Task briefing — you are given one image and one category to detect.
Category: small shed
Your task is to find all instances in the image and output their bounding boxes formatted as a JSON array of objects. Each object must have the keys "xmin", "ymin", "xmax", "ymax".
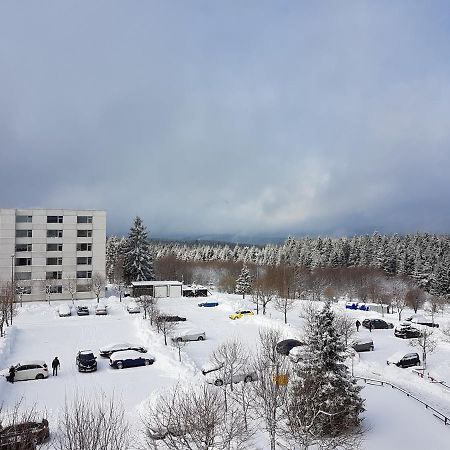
[
  {"xmin": 182, "ymin": 284, "xmax": 209, "ymax": 297},
  {"xmin": 131, "ymin": 281, "xmax": 182, "ymax": 298}
]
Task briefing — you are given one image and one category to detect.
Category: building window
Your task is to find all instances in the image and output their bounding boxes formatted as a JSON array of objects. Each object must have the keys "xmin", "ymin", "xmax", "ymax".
[
  {"xmin": 50, "ymin": 285, "xmax": 63, "ymax": 294},
  {"xmin": 15, "ymin": 272, "xmax": 32, "ymax": 281},
  {"xmin": 76, "ymin": 284, "xmax": 91, "ymax": 292},
  {"xmin": 16, "ymin": 215, "xmax": 32, "ymax": 223},
  {"xmin": 77, "ymin": 243, "xmax": 92, "ymax": 251},
  {"xmin": 77, "ymin": 271, "xmax": 92, "ymax": 279},
  {"xmin": 77, "ymin": 230, "xmax": 92, "ymax": 238},
  {"xmin": 47, "ymin": 229, "xmax": 63, "ymax": 238},
  {"xmin": 19, "ymin": 286, "xmax": 32, "ymax": 295},
  {"xmin": 77, "ymin": 257, "xmax": 92, "ymax": 265},
  {"xmin": 15, "ymin": 258, "xmax": 32, "ymax": 266},
  {"xmin": 16, "ymin": 230, "xmax": 32, "ymax": 238},
  {"xmin": 47, "ymin": 243, "xmax": 63, "ymax": 251},
  {"xmin": 77, "ymin": 216, "xmax": 93, "ymax": 224},
  {"xmin": 46, "ymin": 271, "xmax": 62, "ymax": 280},
  {"xmin": 47, "ymin": 216, "xmax": 63, "ymax": 223},
  {"xmin": 16, "ymin": 244, "xmax": 32, "ymax": 252},
  {"xmin": 46, "ymin": 257, "xmax": 62, "ymax": 266}
]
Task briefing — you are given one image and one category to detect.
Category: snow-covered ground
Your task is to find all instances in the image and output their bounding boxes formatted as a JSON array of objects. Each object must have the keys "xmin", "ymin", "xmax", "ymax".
[{"xmin": 1, "ymin": 292, "xmax": 450, "ymax": 449}]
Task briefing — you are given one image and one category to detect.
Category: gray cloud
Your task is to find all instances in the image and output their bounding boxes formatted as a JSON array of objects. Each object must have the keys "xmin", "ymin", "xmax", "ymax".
[{"xmin": 1, "ymin": 1, "xmax": 450, "ymax": 239}]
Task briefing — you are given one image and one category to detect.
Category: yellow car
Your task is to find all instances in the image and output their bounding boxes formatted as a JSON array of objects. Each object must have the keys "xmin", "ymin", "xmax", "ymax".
[{"xmin": 229, "ymin": 310, "xmax": 254, "ymax": 320}]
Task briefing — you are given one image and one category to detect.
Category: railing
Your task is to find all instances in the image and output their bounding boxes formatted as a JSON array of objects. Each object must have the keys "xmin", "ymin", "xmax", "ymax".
[{"xmin": 355, "ymin": 376, "xmax": 450, "ymax": 426}]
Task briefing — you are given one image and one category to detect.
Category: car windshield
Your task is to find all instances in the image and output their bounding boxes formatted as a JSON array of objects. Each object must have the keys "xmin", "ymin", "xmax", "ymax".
[{"xmin": 79, "ymin": 353, "xmax": 95, "ymax": 361}]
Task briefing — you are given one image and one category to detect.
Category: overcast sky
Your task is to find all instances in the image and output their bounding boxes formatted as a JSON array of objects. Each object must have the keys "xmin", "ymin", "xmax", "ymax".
[{"xmin": 1, "ymin": 1, "xmax": 450, "ymax": 240}]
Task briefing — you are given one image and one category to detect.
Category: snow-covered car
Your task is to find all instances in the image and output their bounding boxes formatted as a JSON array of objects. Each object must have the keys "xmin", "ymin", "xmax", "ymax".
[
  {"xmin": 171, "ymin": 329, "xmax": 206, "ymax": 342},
  {"xmin": 0, "ymin": 361, "xmax": 49, "ymax": 382},
  {"xmin": 76, "ymin": 350, "xmax": 97, "ymax": 372},
  {"xmin": 0, "ymin": 418, "xmax": 50, "ymax": 449},
  {"xmin": 95, "ymin": 304, "xmax": 107, "ymax": 315},
  {"xmin": 387, "ymin": 352, "xmax": 420, "ymax": 368},
  {"xmin": 99, "ymin": 343, "xmax": 147, "ymax": 357},
  {"xmin": 351, "ymin": 339, "xmax": 374, "ymax": 352},
  {"xmin": 58, "ymin": 304, "xmax": 71, "ymax": 317},
  {"xmin": 405, "ymin": 315, "xmax": 439, "ymax": 328},
  {"xmin": 394, "ymin": 322, "xmax": 422, "ymax": 339},
  {"xmin": 158, "ymin": 315, "xmax": 186, "ymax": 322},
  {"xmin": 109, "ymin": 350, "xmax": 155, "ymax": 369},
  {"xmin": 276, "ymin": 339, "xmax": 303, "ymax": 356},
  {"xmin": 202, "ymin": 363, "xmax": 257, "ymax": 386},
  {"xmin": 229, "ymin": 310, "xmax": 254, "ymax": 320},
  {"xmin": 288, "ymin": 345, "xmax": 307, "ymax": 363},
  {"xmin": 126, "ymin": 301, "xmax": 141, "ymax": 314},
  {"xmin": 76, "ymin": 305, "xmax": 89, "ymax": 316}
]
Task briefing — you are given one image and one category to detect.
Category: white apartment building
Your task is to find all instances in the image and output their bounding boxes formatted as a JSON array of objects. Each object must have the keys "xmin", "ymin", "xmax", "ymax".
[{"xmin": 0, "ymin": 209, "xmax": 106, "ymax": 302}]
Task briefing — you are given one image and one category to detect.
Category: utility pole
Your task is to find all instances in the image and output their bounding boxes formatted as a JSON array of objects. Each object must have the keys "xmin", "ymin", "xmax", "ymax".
[{"xmin": 10, "ymin": 254, "xmax": 14, "ymax": 325}]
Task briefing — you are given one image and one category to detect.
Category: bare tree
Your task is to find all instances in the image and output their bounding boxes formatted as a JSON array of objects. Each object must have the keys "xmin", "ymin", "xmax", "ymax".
[
  {"xmin": 0, "ymin": 398, "xmax": 50, "ymax": 450},
  {"xmin": 54, "ymin": 392, "xmax": 130, "ymax": 450},
  {"xmin": 140, "ymin": 295, "xmax": 156, "ymax": 320},
  {"xmin": 156, "ymin": 316, "xmax": 178, "ymax": 346},
  {"xmin": 274, "ymin": 296, "xmax": 296, "ymax": 324},
  {"xmin": 406, "ymin": 287, "xmax": 426, "ymax": 314},
  {"xmin": 63, "ymin": 276, "xmax": 77, "ymax": 304},
  {"xmin": 142, "ymin": 383, "xmax": 250, "ymax": 450},
  {"xmin": 0, "ymin": 281, "xmax": 17, "ymax": 337},
  {"xmin": 410, "ymin": 327, "xmax": 437, "ymax": 371},
  {"xmin": 90, "ymin": 272, "xmax": 105, "ymax": 303},
  {"xmin": 334, "ymin": 312, "xmax": 356, "ymax": 347},
  {"xmin": 172, "ymin": 338, "xmax": 187, "ymax": 362},
  {"xmin": 425, "ymin": 294, "xmax": 446, "ymax": 324},
  {"xmin": 389, "ymin": 276, "xmax": 410, "ymax": 320},
  {"xmin": 251, "ymin": 327, "xmax": 289, "ymax": 450},
  {"xmin": 39, "ymin": 279, "xmax": 55, "ymax": 305}
]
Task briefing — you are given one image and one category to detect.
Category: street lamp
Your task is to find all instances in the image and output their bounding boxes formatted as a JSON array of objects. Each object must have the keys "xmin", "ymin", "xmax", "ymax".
[{"xmin": 10, "ymin": 254, "xmax": 14, "ymax": 325}]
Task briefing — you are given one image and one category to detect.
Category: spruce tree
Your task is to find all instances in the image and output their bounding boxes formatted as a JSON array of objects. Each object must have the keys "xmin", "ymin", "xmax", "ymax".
[
  {"xmin": 123, "ymin": 216, "xmax": 155, "ymax": 283},
  {"xmin": 287, "ymin": 302, "xmax": 364, "ymax": 442},
  {"xmin": 235, "ymin": 264, "xmax": 252, "ymax": 299}
]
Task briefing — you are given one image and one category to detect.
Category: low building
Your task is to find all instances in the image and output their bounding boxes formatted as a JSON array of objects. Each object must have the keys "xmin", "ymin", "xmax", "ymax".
[
  {"xmin": 131, "ymin": 281, "xmax": 182, "ymax": 298},
  {"xmin": 182, "ymin": 284, "xmax": 209, "ymax": 297}
]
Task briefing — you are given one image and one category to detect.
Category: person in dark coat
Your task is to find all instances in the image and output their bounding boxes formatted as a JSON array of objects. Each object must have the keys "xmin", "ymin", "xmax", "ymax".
[
  {"xmin": 7, "ymin": 365, "xmax": 15, "ymax": 383},
  {"xmin": 356, "ymin": 320, "xmax": 361, "ymax": 332},
  {"xmin": 368, "ymin": 321, "xmax": 373, "ymax": 333},
  {"xmin": 52, "ymin": 357, "xmax": 60, "ymax": 376}
]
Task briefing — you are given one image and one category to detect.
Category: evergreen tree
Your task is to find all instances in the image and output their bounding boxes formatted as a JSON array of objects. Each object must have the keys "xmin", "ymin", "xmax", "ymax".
[
  {"xmin": 123, "ymin": 217, "xmax": 155, "ymax": 283},
  {"xmin": 287, "ymin": 302, "xmax": 364, "ymax": 442},
  {"xmin": 235, "ymin": 264, "xmax": 252, "ymax": 299}
]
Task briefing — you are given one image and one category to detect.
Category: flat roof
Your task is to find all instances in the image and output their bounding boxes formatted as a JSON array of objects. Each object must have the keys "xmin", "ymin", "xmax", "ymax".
[{"xmin": 131, "ymin": 281, "xmax": 182, "ymax": 286}]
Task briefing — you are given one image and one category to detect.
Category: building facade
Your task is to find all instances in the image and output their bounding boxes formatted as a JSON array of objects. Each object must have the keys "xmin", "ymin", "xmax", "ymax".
[{"xmin": 0, "ymin": 208, "xmax": 106, "ymax": 302}]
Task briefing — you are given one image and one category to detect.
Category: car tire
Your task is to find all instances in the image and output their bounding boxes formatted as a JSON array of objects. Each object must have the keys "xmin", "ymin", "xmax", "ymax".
[
  {"xmin": 177, "ymin": 337, "xmax": 183, "ymax": 343},
  {"xmin": 214, "ymin": 379, "xmax": 224, "ymax": 386},
  {"xmin": 370, "ymin": 346, "xmax": 374, "ymax": 351},
  {"xmin": 145, "ymin": 359, "xmax": 151, "ymax": 366},
  {"xmin": 244, "ymin": 375, "xmax": 253, "ymax": 383},
  {"xmin": 116, "ymin": 362, "xmax": 123, "ymax": 369},
  {"xmin": 36, "ymin": 374, "xmax": 44, "ymax": 380},
  {"xmin": 197, "ymin": 336, "xmax": 204, "ymax": 341}
]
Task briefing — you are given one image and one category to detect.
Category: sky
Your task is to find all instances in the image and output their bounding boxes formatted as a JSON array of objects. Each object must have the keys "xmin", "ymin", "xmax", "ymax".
[{"xmin": 1, "ymin": 1, "xmax": 450, "ymax": 242}]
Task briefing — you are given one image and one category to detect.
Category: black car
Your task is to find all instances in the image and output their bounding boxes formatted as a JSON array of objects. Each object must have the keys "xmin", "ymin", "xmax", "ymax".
[
  {"xmin": 387, "ymin": 352, "xmax": 420, "ymax": 368},
  {"xmin": 158, "ymin": 315, "xmax": 186, "ymax": 322},
  {"xmin": 76, "ymin": 350, "xmax": 97, "ymax": 372},
  {"xmin": 276, "ymin": 339, "xmax": 303, "ymax": 356},
  {"xmin": 394, "ymin": 323, "xmax": 422, "ymax": 339},
  {"xmin": 76, "ymin": 306, "xmax": 89, "ymax": 316},
  {"xmin": 362, "ymin": 319, "xmax": 394, "ymax": 329}
]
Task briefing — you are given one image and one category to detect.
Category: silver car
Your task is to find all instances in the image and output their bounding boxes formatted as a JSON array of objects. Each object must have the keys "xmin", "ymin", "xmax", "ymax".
[
  {"xmin": 202, "ymin": 363, "xmax": 257, "ymax": 386},
  {"xmin": 172, "ymin": 329, "xmax": 206, "ymax": 342}
]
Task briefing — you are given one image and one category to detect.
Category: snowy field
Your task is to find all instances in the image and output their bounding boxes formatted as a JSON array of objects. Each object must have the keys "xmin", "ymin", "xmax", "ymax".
[{"xmin": 1, "ymin": 292, "xmax": 450, "ymax": 449}]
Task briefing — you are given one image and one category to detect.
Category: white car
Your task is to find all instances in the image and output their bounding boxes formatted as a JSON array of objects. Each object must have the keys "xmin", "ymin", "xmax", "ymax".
[
  {"xmin": 58, "ymin": 304, "xmax": 71, "ymax": 317},
  {"xmin": 202, "ymin": 363, "xmax": 257, "ymax": 386},
  {"xmin": 172, "ymin": 328, "xmax": 206, "ymax": 342},
  {"xmin": 127, "ymin": 301, "xmax": 141, "ymax": 314},
  {"xmin": 95, "ymin": 304, "xmax": 107, "ymax": 315},
  {"xmin": 1, "ymin": 361, "xmax": 49, "ymax": 381}
]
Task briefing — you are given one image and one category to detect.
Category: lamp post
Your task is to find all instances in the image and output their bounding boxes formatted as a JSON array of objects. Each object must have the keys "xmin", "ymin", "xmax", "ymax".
[{"xmin": 10, "ymin": 254, "xmax": 14, "ymax": 325}]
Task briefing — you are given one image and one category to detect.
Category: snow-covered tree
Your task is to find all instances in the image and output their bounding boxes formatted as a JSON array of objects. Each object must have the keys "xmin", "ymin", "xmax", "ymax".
[
  {"xmin": 123, "ymin": 217, "xmax": 155, "ymax": 283},
  {"xmin": 285, "ymin": 302, "xmax": 364, "ymax": 446},
  {"xmin": 235, "ymin": 264, "xmax": 252, "ymax": 299}
]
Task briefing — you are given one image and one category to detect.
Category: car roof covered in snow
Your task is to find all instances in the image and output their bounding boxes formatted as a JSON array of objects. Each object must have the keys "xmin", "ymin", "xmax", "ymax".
[
  {"xmin": 353, "ymin": 339, "xmax": 373, "ymax": 345},
  {"xmin": 110, "ymin": 350, "xmax": 153, "ymax": 361},
  {"xmin": 100, "ymin": 343, "xmax": 134, "ymax": 351}
]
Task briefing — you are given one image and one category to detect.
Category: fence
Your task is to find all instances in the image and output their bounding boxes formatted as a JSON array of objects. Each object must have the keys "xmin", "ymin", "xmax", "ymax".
[{"xmin": 355, "ymin": 375, "xmax": 450, "ymax": 426}]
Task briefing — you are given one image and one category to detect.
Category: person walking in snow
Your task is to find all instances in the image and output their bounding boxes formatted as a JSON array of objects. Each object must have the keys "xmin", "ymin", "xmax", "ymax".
[
  {"xmin": 368, "ymin": 321, "xmax": 373, "ymax": 333},
  {"xmin": 7, "ymin": 365, "xmax": 15, "ymax": 383},
  {"xmin": 52, "ymin": 357, "xmax": 60, "ymax": 376},
  {"xmin": 356, "ymin": 320, "xmax": 361, "ymax": 332}
]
